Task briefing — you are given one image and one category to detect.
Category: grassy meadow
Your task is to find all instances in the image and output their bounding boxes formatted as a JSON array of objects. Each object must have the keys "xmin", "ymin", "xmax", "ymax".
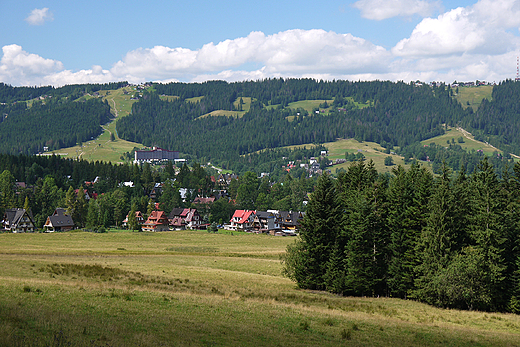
[
  {"xmin": 420, "ymin": 126, "xmax": 503, "ymax": 158},
  {"xmin": 454, "ymin": 85, "xmax": 493, "ymax": 111},
  {"xmin": 1, "ymin": 230, "xmax": 520, "ymax": 346}
]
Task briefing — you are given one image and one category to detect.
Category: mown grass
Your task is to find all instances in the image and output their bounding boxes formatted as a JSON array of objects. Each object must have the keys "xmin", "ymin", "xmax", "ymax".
[
  {"xmin": 454, "ymin": 85, "xmax": 493, "ymax": 111},
  {"xmin": 1, "ymin": 230, "xmax": 519, "ymax": 346}
]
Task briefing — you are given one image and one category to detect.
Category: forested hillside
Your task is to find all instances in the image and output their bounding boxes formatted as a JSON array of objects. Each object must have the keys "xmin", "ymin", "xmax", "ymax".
[
  {"xmin": 461, "ymin": 80, "xmax": 520, "ymax": 154},
  {"xmin": 118, "ymin": 79, "xmax": 473, "ymax": 173},
  {"xmin": 0, "ymin": 97, "xmax": 112, "ymax": 154}
]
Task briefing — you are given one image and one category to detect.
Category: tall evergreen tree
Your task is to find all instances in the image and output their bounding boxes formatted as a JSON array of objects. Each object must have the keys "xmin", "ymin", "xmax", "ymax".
[{"xmin": 282, "ymin": 173, "xmax": 340, "ymax": 290}]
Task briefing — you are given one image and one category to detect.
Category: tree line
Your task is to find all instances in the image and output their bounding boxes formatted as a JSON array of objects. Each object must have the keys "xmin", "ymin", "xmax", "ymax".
[{"xmin": 283, "ymin": 158, "xmax": 520, "ymax": 313}]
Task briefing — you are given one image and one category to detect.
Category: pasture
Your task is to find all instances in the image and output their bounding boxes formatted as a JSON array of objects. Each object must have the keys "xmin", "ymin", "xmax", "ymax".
[{"xmin": 1, "ymin": 230, "xmax": 519, "ymax": 346}]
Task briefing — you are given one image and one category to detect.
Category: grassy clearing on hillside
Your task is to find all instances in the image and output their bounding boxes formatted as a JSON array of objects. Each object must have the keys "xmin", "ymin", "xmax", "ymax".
[
  {"xmin": 50, "ymin": 87, "xmax": 143, "ymax": 163},
  {"xmin": 1, "ymin": 230, "xmax": 519, "ymax": 346},
  {"xmin": 325, "ymin": 139, "xmax": 407, "ymax": 174},
  {"xmin": 454, "ymin": 85, "xmax": 493, "ymax": 110},
  {"xmin": 420, "ymin": 126, "xmax": 502, "ymax": 157}
]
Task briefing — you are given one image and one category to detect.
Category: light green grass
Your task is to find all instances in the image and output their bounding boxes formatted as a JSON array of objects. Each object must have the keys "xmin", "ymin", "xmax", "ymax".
[
  {"xmin": 454, "ymin": 85, "xmax": 493, "ymax": 111},
  {"xmin": 420, "ymin": 126, "xmax": 502, "ymax": 157},
  {"xmin": 1, "ymin": 230, "xmax": 520, "ymax": 346},
  {"xmin": 324, "ymin": 138, "xmax": 407, "ymax": 174}
]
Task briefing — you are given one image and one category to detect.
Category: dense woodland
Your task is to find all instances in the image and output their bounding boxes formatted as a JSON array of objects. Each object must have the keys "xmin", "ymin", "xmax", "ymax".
[
  {"xmin": 283, "ymin": 158, "xmax": 520, "ymax": 313},
  {"xmin": 119, "ymin": 79, "xmax": 469, "ymax": 173},
  {"xmin": 1, "ymin": 79, "xmax": 520, "ymax": 176}
]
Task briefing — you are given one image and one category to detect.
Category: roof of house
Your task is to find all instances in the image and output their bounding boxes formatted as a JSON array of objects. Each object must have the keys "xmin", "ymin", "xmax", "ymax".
[
  {"xmin": 231, "ymin": 210, "xmax": 255, "ymax": 224},
  {"xmin": 46, "ymin": 208, "xmax": 74, "ymax": 228},
  {"xmin": 168, "ymin": 207, "xmax": 185, "ymax": 219},
  {"xmin": 3, "ymin": 208, "xmax": 34, "ymax": 229},
  {"xmin": 192, "ymin": 197, "xmax": 215, "ymax": 204}
]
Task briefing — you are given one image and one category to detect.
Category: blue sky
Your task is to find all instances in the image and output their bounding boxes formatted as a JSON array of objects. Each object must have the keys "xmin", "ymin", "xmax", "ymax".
[{"xmin": 1, "ymin": 0, "xmax": 518, "ymax": 86}]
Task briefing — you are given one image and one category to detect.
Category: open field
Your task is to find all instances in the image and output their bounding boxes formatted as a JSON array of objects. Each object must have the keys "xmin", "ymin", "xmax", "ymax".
[
  {"xmin": 197, "ymin": 97, "xmax": 253, "ymax": 120},
  {"xmin": 454, "ymin": 85, "xmax": 493, "ymax": 111},
  {"xmin": 1, "ymin": 230, "xmax": 519, "ymax": 346}
]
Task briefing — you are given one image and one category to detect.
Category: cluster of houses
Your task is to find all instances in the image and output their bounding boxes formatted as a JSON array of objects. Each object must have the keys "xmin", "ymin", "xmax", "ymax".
[
  {"xmin": 120, "ymin": 207, "xmax": 304, "ymax": 236},
  {"xmin": 1, "ymin": 207, "xmax": 74, "ymax": 233},
  {"xmin": 1, "ymin": 205, "xmax": 303, "ymax": 236}
]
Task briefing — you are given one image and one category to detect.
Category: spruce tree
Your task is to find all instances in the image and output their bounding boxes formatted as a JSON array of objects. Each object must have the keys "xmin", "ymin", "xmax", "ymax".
[{"xmin": 282, "ymin": 173, "xmax": 340, "ymax": 290}]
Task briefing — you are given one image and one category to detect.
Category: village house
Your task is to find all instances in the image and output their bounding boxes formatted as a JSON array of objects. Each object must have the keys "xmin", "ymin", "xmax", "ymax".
[
  {"xmin": 122, "ymin": 211, "xmax": 145, "ymax": 228},
  {"xmin": 2, "ymin": 208, "xmax": 35, "ymax": 233},
  {"xmin": 167, "ymin": 208, "xmax": 202, "ymax": 230},
  {"xmin": 251, "ymin": 211, "xmax": 279, "ymax": 233},
  {"xmin": 44, "ymin": 208, "xmax": 75, "ymax": 232},
  {"xmin": 142, "ymin": 210, "xmax": 170, "ymax": 231},
  {"xmin": 229, "ymin": 210, "xmax": 255, "ymax": 231}
]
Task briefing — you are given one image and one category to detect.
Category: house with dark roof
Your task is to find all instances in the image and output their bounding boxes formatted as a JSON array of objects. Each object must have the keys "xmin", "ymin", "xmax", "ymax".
[
  {"xmin": 2, "ymin": 208, "xmax": 35, "ymax": 233},
  {"xmin": 44, "ymin": 208, "xmax": 74, "ymax": 232},
  {"xmin": 252, "ymin": 211, "xmax": 279, "ymax": 233}
]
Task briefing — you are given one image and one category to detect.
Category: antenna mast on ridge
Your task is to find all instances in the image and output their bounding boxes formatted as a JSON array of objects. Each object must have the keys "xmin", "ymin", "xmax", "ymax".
[{"xmin": 515, "ymin": 57, "xmax": 520, "ymax": 82}]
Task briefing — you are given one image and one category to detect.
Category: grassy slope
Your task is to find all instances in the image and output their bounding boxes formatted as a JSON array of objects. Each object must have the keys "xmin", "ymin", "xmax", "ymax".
[
  {"xmin": 420, "ymin": 126, "xmax": 502, "ymax": 157},
  {"xmin": 454, "ymin": 85, "xmax": 493, "ymax": 111},
  {"xmin": 1, "ymin": 230, "xmax": 519, "ymax": 347},
  {"xmin": 50, "ymin": 87, "xmax": 143, "ymax": 163}
]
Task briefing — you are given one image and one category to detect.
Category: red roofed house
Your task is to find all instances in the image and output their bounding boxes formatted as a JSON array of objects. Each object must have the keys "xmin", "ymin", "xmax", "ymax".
[
  {"xmin": 229, "ymin": 210, "xmax": 256, "ymax": 231},
  {"xmin": 142, "ymin": 210, "xmax": 170, "ymax": 231}
]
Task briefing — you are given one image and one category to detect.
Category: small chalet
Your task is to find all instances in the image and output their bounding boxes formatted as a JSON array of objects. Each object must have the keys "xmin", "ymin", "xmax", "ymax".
[
  {"xmin": 167, "ymin": 208, "xmax": 202, "ymax": 230},
  {"xmin": 279, "ymin": 211, "xmax": 305, "ymax": 232},
  {"xmin": 252, "ymin": 211, "xmax": 279, "ymax": 233},
  {"xmin": 44, "ymin": 208, "xmax": 75, "ymax": 232},
  {"xmin": 142, "ymin": 210, "xmax": 170, "ymax": 232},
  {"xmin": 122, "ymin": 211, "xmax": 145, "ymax": 228},
  {"xmin": 2, "ymin": 208, "xmax": 35, "ymax": 233},
  {"xmin": 229, "ymin": 210, "xmax": 255, "ymax": 231},
  {"xmin": 192, "ymin": 196, "xmax": 216, "ymax": 205},
  {"xmin": 183, "ymin": 208, "xmax": 202, "ymax": 229}
]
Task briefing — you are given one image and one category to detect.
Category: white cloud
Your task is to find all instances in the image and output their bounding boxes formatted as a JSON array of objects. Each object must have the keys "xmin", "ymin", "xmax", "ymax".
[
  {"xmin": 4, "ymin": 1, "xmax": 520, "ymax": 89},
  {"xmin": 352, "ymin": 0, "xmax": 441, "ymax": 20},
  {"xmin": 0, "ymin": 44, "xmax": 63, "ymax": 85},
  {"xmin": 25, "ymin": 8, "xmax": 54, "ymax": 26},
  {"xmin": 111, "ymin": 29, "xmax": 391, "ymax": 82},
  {"xmin": 392, "ymin": 0, "xmax": 520, "ymax": 58}
]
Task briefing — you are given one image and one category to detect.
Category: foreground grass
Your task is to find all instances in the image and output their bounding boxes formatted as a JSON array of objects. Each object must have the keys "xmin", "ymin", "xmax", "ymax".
[{"xmin": 1, "ymin": 231, "xmax": 519, "ymax": 346}]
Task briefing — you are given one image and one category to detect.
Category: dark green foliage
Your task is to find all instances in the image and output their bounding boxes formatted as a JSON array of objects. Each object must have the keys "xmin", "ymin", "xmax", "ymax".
[
  {"xmin": 116, "ymin": 79, "xmax": 465, "ymax": 174},
  {"xmin": 282, "ymin": 173, "xmax": 339, "ymax": 290},
  {"xmin": 283, "ymin": 158, "xmax": 520, "ymax": 313},
  {"xmin": 0, "ymin": 98, "xmax": 112, "ymax": 154}
]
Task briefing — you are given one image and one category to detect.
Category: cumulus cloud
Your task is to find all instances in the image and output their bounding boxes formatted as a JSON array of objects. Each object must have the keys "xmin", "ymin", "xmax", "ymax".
[
  {"xmin": 112, "ymin": 29, "xmax": 391, "ymax": 82},
  {"xmin": 352, "ymin": 0, "xmax": 441, "ymax": 20},
  {"xmin": 0, "ymin": 44, "xmax": 63, "ymax": 85},
  {"xmin": 4, "ymin": 1, "xmax": 520, "ymax": 89},
  {"xmin": 392, "ymin": 0, "xmax": 520, "ymax": 58},
  {"xmin": 25, "ymin": 8, "xmax": 54, "ymax": 26}
]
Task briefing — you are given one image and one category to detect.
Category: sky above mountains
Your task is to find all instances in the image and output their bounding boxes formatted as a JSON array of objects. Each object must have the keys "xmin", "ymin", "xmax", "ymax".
[{"xmin": 1, "ymin": 0, "xmax": 519, "ymax": 86}]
